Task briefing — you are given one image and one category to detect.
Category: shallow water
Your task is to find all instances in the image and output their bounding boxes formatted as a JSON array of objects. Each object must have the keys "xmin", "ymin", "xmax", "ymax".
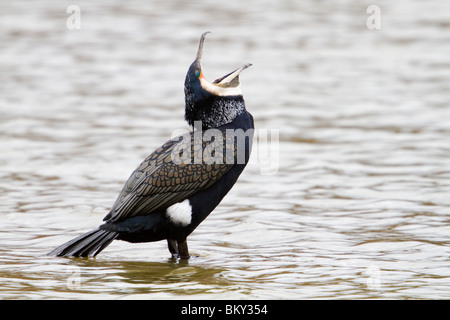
[{"xmin": 1, "ymin": 0, "xmax": 449, "ymax": 299}]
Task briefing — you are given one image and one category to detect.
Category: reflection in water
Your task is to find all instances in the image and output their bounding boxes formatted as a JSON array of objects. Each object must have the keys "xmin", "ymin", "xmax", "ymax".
[
  {"xmin": 1, "ymin": 0, "xmax": 450, "ymax": 299},
  {"xmin": 64, "ymin": 258, "xmax": 231, "ymax": 298}
]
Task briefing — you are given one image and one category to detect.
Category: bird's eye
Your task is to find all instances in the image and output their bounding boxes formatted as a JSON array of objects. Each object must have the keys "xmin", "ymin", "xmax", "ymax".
[{"xmin": 195, "ymin": 70, "xmax": 201, "ymax": 78}]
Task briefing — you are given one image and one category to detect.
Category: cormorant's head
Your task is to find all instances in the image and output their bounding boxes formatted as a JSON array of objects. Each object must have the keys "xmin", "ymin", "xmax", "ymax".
[{"xmin": 184, "ymin": 32, "xmax": 252, "ymax": 129}]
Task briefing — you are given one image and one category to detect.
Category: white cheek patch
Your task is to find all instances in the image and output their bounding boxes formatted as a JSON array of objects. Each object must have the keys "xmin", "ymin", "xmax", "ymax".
[
  {"xmin": 200, "ymin": 77, "xmax": 243, "ymax": 97},
  {"xmin": 166, "ymin": 200, "xmax": 192, "ymax": 226}
]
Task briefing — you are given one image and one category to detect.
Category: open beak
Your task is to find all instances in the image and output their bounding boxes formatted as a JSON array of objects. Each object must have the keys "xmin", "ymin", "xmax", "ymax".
[
  {"xmin": 212, "ymin": 63, "xmax": 252, "ymax": 87},
  {"xmin": 195, "ymin": 32, "xmax": 251, "ymax": 88},
  {"xmin": 193, "ymin": 31, "xmax": 210, "ymax": 78},
  {"xmin": 196, "ymin": 31, "xmax": 211, "ymax": 63}
]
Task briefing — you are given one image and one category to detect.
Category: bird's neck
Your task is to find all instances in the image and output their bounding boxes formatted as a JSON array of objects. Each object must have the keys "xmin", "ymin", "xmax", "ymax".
[{"xmin": 185, "ymin": 95, "xmax": 246, "ymax": 130}]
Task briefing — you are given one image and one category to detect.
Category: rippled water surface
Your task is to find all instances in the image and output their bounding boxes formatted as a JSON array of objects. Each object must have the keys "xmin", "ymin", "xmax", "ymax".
[{"xmin": 1, "ymin": 0, "xmax": 449, "ymax": 299}]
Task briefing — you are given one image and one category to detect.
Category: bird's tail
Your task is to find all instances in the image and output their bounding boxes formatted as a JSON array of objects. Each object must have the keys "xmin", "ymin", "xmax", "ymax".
[{"xmin": 48, "ymin": 228, "xmax": 118, "ymax": 257}]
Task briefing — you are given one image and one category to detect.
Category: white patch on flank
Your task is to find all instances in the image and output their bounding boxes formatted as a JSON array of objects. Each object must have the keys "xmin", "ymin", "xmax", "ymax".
[{"xmin": 166, "ymin": 200, "xmax": 192, "ymax": 226}]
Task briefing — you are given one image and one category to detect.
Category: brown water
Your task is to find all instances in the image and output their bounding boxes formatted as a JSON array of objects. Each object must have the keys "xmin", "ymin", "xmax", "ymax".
[{"xmin": 1, "ymin": 0, "xmax": 449, "ymax": 299}]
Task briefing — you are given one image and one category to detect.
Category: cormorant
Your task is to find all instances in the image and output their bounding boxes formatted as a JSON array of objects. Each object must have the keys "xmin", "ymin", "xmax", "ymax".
[{"xmin": 49, "ymin": 32, "xmax": 254, "ymax": 259}]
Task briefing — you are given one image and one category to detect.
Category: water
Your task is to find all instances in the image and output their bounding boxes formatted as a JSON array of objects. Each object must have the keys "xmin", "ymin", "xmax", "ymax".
[{"xmin": 1, "ymin": 0, "xmax": 449, "ymax": 299}]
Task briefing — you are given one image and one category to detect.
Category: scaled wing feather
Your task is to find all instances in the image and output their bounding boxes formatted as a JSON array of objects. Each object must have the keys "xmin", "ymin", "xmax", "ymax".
[{"xmin": 104, "ymin": 132, "xmax": 234, "ymax": 222}]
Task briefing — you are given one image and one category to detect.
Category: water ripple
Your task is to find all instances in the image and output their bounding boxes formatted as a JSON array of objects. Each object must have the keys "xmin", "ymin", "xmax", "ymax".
[{"xmin": 1, "ymin": 0, "xmax": 449, "ymax": 299}]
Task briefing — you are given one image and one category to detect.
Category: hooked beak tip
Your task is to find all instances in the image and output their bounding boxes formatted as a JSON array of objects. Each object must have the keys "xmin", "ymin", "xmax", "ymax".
[{"xmin": 196, "ymin": 31, "xmax": 211, "ymax": 62}]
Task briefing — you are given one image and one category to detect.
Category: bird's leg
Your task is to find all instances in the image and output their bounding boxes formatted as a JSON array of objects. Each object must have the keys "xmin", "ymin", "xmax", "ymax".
[
  {"xmin": 167, "ymin": 239, "xmax": 179, "ymax": 258},
  {"xmin": 177, "ymin": 239, "xmax": 190, "ymax": 259}
]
